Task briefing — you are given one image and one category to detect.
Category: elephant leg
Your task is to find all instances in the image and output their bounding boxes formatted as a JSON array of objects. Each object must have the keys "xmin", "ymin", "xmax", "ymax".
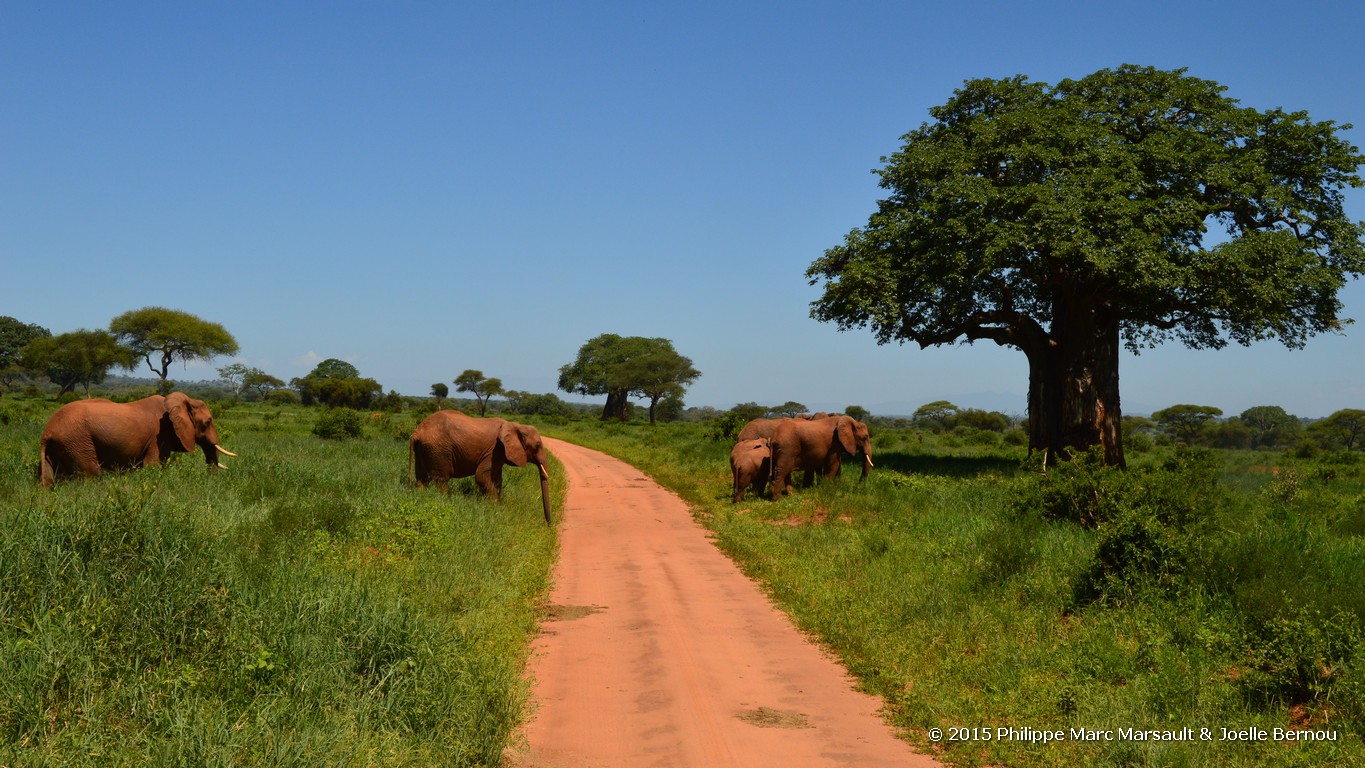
[
  {"xmin": 475, "ymin": 459, "xmax": 502, "ymax": 499},
  {"xmin": 771, "ymin": 470, "xmax": 790, "ymax": 498}
]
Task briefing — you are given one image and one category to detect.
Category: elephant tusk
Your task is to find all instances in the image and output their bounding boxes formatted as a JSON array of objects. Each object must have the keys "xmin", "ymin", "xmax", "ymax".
[
  {"xmin": 865, "ymin": 454, "xmax": 874, "ymax": 468},
  {"xmin": 539, "ymin": 463, "xmax": 550, "ymax": 480},
  {"xmin": 216, "ymin": 445, "xmax": 238, "ymax": 457},
  {"xmin": 217, "ymin": 462, "xmax": 230, "ymax": 470}
]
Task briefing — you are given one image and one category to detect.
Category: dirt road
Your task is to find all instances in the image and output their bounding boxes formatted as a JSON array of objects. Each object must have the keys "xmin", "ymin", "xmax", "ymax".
[{"xmin": 512, "ymin": 438, "xmax": 939, "ymax": 767}]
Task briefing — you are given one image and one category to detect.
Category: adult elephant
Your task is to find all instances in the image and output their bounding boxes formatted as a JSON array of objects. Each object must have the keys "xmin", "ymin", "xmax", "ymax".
[
  {"xmin": 40, "ymin": 392, "xmax": 236, "ymax": 487},
  {"xmin": 409, "ymin": 410, "xmax": 553, "ymax": 524},
  {"xmin": 737, "ymin": 417, "xmax": 786, "ymax": 442},
  {"xmin": 769, "ymin": 415, "xmax": 873, "ymax": 498}
]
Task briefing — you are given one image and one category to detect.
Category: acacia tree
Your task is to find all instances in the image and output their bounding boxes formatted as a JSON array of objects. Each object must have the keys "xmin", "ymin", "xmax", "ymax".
[
  {"xmin": 807, "ymin": 65, "xmax": 1365, "ymax": 467},
  {"xmin": 111, "ymin": 307, "xmax": 239, "ymax": 394},
  {"xmin": 1316, "ymin": 409, "xmax": 1365, "ymax": 451},
  {"xmin": 21, "ymin": 330, "xmax": 135, "ymax": 397},
  {"xmin": 244, "ymin": 369, "xmax": 285, "ymax": 400},
  {"xmin": 558, "ymin": 334, "xmax": 700, "ymax": 422},
  {"xmin": 454, "ymin": 370, "xmax": 504, "ymax": 416},
  {"xmin": 614, "ymin": 341, "xmax": 700, "ymax": 424},
  {"xmin": 1151, "ymin": 404, "xmax": 1223, "ymax": 444}
]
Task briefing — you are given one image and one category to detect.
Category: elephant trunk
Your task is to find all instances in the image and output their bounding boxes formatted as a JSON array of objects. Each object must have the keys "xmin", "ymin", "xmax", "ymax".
[
  {"xmin": 202, "ymin": 441, "xmax": 219, "ymax": 469},
  {"xmin": 538, "ymin": 463, "xmax": 552, "ymax": 525},
  {"xmin": 202, "ymin": 442, "xmax": 237, "ymax": 470}
]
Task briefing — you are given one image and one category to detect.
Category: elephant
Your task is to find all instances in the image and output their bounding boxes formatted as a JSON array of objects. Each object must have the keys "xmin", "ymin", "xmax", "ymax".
[
  {"xmin": 737, "ymin": 417, "xmax": 786, "ymax": 442},
  {"xmin": 39, "ymin": 392, "xmax": 236, "ymax": 487},
  {"xmin": 730, "ymin": 437, "xmax": 771, "ymax": 503},
  {"xmin": 409, "ymin": 410, "xmax": 552, "ymax": 524},
  {"xmin": 769, "ymin": 415, "xmax": 873, "ymax": 498}
]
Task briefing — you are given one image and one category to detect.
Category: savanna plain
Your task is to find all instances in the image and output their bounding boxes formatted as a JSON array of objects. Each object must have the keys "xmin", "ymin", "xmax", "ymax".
[{"xmin": 4, "ymin": 394, "xmax": 1365, "ymax": 767}]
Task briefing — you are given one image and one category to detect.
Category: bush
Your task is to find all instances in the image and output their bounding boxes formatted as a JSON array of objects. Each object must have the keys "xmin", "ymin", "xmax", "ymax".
[
  {"xmin": 1072, "ymin": 507, "xmax": 1191, "ymax": 606},
  {"xmin": 264, "ymin": 389, "xmax": 299, "ymax": 406},
  {"xmin": 312, "ymin": 408, "xmax": 363, "ymax": 440},
  {"xmin": 1013, "ymin": 448, "xmax": 1220, "ymax": 529},
  {"xmin": 1240, "ymin": 606, "xmax": 1364, "ymax": 707}
]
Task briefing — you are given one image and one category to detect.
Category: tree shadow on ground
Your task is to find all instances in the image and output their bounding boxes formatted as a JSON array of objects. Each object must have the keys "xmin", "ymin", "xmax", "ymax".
[{"xmin": 874, "ymin": 451, "xmax": 1022, "ymax": 478}]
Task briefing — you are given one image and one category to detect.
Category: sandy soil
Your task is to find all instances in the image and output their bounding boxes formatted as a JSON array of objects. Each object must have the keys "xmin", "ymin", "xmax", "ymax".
[{"xmin": 510, "ymin": 437, "xmax": 940, "ymax": 767}]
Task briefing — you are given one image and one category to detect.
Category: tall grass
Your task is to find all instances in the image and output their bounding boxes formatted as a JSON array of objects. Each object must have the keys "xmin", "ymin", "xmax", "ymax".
[
  {"xmin": 541, "ymin": 419, "xmax": 1365, "ymax": 767},
  {"xmin": 0, "ymin": 398, "xmax": 558, "ymax": 766}
]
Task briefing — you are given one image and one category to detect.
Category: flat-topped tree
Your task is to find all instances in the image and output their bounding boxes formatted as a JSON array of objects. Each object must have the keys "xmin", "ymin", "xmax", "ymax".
[
  {"xmin": 111, "ymin": 307, "xmax": 239, "ymax": 394},
  {"xmin": 558, "ymin": 334, "xmax": 700, "ymax": 423},
  {"xmin": 808, "ymin": 65, "xmax": 1365, "ymax": 467},
  {"xmin": 454, "ymin": 370, "xmax": 504, "ymax": 416}
]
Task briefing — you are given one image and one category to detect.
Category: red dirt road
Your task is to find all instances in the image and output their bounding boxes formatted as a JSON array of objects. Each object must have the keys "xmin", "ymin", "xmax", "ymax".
[{"xmin": 512, "ymin": 438, "xmax": 940, "ymax": 767}]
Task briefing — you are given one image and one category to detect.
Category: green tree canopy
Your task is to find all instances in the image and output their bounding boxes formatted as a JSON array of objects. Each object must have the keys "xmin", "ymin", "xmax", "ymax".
[
  {"xmin": 616, "ymin": 341, "xmax": 700, "ymax": 425},
  {"xmin": 0, "ymin": 316, "xmax": 51, "ymax": 369},
  {"xmin": 291, "ymin": 358, "xmax": 382, "ymax": 409},
  {"xmin": 768, "ymin": 401, "xmax": 809, "ymax": 418},
  {"xmin": 1152, "ymin": 404, "xmax": 1224, "ymax": 444},
  {"xmin": 220, "ymin": 363, "xmax": 284, "ymax": 400},
  {"xmin": 558, "ymin": 334, "xmax": 701, "ymax": 422},
  {"xmin": 807, "ymin": 65, "xmax": 1365, "ymax": 467},
  {"xmin": 110, "ymin": 307, "xmax": 239, "ymax": 394},
  {"xmin": 1239, "ymin": 405, "xmax": 1302, "ymax": 449},
  {"xmin": 244, "ymin": 369, "xmax": 285, "ymax": 399},
  {"xmin": 454, "ymin": 369, "xmax": 504, "ymax": 416},
  {"xmin": 307, "ymin": 359, "xmax": 360, "ymax": 380},
  {"xmin": 21, "ymin": 329, "xmax": 136, "ymax": 397},
  {"xmin": 1314, "ymin": 408, "xmax": 1365, "ymax": 451},
  {"xmin": 912, "ymin": 401, "xmax": 960, "ymax": 431}
]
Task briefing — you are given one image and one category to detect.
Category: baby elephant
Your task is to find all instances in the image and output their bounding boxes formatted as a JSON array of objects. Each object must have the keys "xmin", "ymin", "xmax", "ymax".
[{"xmin": 730, "ymin": 438, "xmax": 771, "ymax": 503}]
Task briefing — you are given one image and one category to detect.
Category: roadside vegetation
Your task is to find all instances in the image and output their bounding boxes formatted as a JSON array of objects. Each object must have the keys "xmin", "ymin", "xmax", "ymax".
[
  {"xmin": 8, "ymin": 375, "xmax": 1365, "ymax": 766},
  {"xmin": 0, "ymin": 395, "xmax": 559, "ymax": 767},
  {"xmin": 540, "ymin": 416, "xmax": 1365, "ymax": 768}
]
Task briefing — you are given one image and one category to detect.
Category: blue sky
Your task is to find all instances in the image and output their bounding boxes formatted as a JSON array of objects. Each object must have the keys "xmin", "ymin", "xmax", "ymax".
[{"xmin": 3, "ymin": 1, "xmax": 1363, "ymax": 417}]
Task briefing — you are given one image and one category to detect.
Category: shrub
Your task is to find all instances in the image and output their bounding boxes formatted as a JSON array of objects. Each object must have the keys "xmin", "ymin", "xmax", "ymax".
[
  {"xmin": 1240, "ymin": 606, "xmax": 1364, "ymax": 707},
  {"xmin": 312, "ymin": 408, "xmax": 363, "ymax": 440},
  {"xmin": 264, "ymin": 389, "xmax": 299, "ymax": 406},
  {"xmin": 1072, "ymin": 507, "xmax": 1191, "ymax": 606},
  {"xmin": 1013, "ymin": 447, "xmax": 1220, "ymax": 529}
]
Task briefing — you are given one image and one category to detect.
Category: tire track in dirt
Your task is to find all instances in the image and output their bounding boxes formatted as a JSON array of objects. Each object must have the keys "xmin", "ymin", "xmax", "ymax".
[{"xmin": 511, "ymin": 438, "xmax": 939, "ymax": 767}]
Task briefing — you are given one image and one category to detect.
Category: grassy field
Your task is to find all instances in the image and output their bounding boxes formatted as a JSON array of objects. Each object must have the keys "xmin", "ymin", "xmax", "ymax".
[
  {"xmin": 538, "ymin": 418, "xmax": 1365, "ymax": 767},
  {"xmin": 8, "ymin": 396, "xmax": 1365, "ymax": 767},
  {"xmin": 0, "ymin": 397, "xmax": 559, "ymax": 767}
]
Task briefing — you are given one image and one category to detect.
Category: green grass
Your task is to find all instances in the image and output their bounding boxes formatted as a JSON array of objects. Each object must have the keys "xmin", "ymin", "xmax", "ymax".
[
  {"xmin": 0, "ymin": 398, "xmax": 559, "ymax": 767},
  {"xmin": 538, "ymin": 419, "xmax": 1365, "ymax": 767}
]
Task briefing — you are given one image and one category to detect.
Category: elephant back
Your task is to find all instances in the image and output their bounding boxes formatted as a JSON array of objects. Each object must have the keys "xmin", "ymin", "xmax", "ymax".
[{"xmin": 738, "ymin": 418, "xmax": 786, "ymax": 442}]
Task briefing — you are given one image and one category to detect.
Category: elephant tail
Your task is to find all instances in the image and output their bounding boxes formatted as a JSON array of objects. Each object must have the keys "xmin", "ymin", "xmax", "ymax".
[{"xmin": 39, "ymin": 438, "xmax": 56, "ymax": 488}]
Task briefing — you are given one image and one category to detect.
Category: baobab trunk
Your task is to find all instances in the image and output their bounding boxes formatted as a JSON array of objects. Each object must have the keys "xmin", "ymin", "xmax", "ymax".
[
  {"xmin": 1026, "ymin": 306, "xmax": 1125, "ymax": 468},
  {"xmin": 601, "ymin": 390, "xmax": 630, "ymax": 421}
]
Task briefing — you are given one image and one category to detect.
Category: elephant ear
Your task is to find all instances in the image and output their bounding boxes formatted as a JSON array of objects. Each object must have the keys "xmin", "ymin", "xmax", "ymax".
[
  {"xmin": 499, "ymin": 422, "xmax": 529, "ymax": 467},
  {"xmin": 835, "ymin": 417, "xmax": 857, "ymax": 455},
  {"xmin": 165, "ymin": 392, "xmax": 197, "ymax": 451}
]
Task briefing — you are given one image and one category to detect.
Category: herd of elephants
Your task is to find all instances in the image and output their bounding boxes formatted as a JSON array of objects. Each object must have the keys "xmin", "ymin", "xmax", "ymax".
[{"xmin": 35, "ymin": 392, "xmax": 875, "ymax": 519}]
